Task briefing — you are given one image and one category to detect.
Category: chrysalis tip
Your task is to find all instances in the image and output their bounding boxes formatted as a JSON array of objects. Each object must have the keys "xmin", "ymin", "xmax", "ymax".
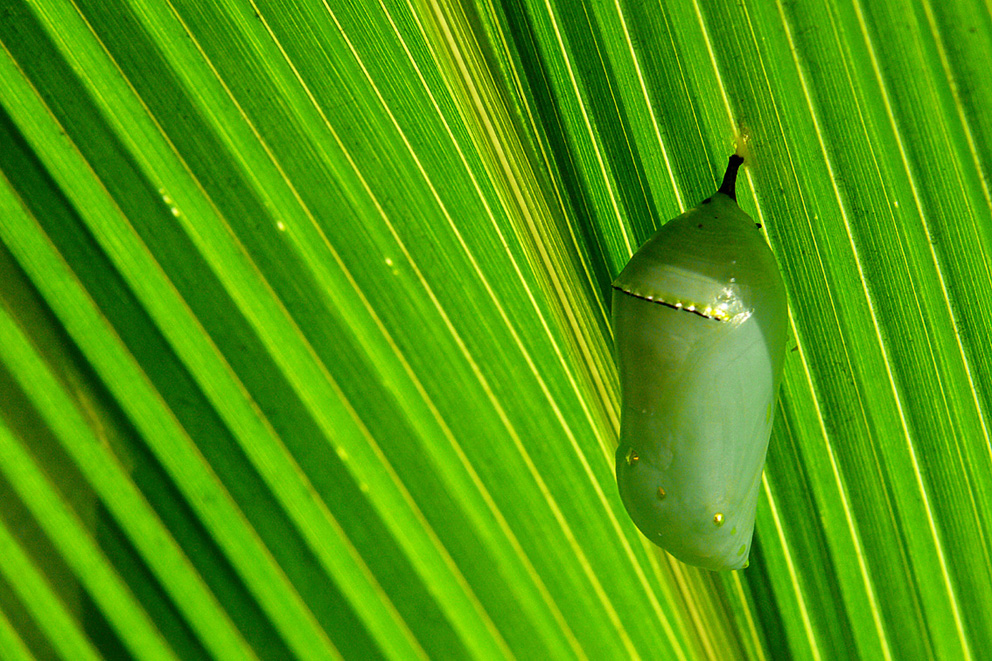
[{"xmin": 718, "ymin": 154, "xmax": 744, "ymax": 201}]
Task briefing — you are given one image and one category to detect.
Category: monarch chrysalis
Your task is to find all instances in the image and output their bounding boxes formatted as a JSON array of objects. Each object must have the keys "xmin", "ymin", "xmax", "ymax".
[{"xmin": 612, "ymin": 155, "xmax": 787, "ymax": 571}]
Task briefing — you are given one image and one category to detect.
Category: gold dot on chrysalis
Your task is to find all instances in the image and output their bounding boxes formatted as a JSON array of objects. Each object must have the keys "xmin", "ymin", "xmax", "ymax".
[
  {"xmin": 625, "ymin": 448, "xmax": 639, "ymax": 465},
  {"xmin": 713, "ymin": 513, "xmax": 724, "ymax": 526},
  {"xmin": 657, "ymin": 486, "xmax": 666, "ymax": 499}
]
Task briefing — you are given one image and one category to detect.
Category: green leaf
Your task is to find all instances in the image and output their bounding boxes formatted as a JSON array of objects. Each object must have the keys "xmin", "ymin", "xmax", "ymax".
[{"xmin": 1, "ymin": 0, "xmax": 991, "ymax": 658}]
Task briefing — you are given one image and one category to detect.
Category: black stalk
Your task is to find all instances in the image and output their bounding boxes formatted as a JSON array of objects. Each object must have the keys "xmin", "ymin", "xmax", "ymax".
[{"xmin": 718, "ymin": 154, "xmax": 744, "ymax": 200}]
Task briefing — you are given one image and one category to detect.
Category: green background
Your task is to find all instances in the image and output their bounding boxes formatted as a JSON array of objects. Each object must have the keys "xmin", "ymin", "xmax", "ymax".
[{"xmin": 1, "ymin": 0, "xmax": 991, "ymax": 658}]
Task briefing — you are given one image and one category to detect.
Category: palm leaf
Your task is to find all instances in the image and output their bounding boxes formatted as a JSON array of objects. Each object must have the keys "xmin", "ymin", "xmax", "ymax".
[{"xmin": 1, "ymin": 0, "xmax": 990, "ymax": 658}]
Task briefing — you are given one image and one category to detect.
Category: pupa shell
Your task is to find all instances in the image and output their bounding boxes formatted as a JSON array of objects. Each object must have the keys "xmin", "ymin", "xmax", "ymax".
[{"xmin": 612, "ymin": 155, "xmax": 787, "ymax": 571}]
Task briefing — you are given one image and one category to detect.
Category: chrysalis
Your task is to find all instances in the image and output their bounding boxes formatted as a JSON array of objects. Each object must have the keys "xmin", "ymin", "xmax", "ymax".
[{"xmin": 612, "ymin": 155, "xmax": 787, "ymax": 571}]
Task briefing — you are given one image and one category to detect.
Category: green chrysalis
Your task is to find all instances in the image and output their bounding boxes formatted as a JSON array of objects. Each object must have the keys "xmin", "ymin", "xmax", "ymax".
[{"xmin": 612, "ymin": 155, "xmax": 787, "ymax": 571}]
